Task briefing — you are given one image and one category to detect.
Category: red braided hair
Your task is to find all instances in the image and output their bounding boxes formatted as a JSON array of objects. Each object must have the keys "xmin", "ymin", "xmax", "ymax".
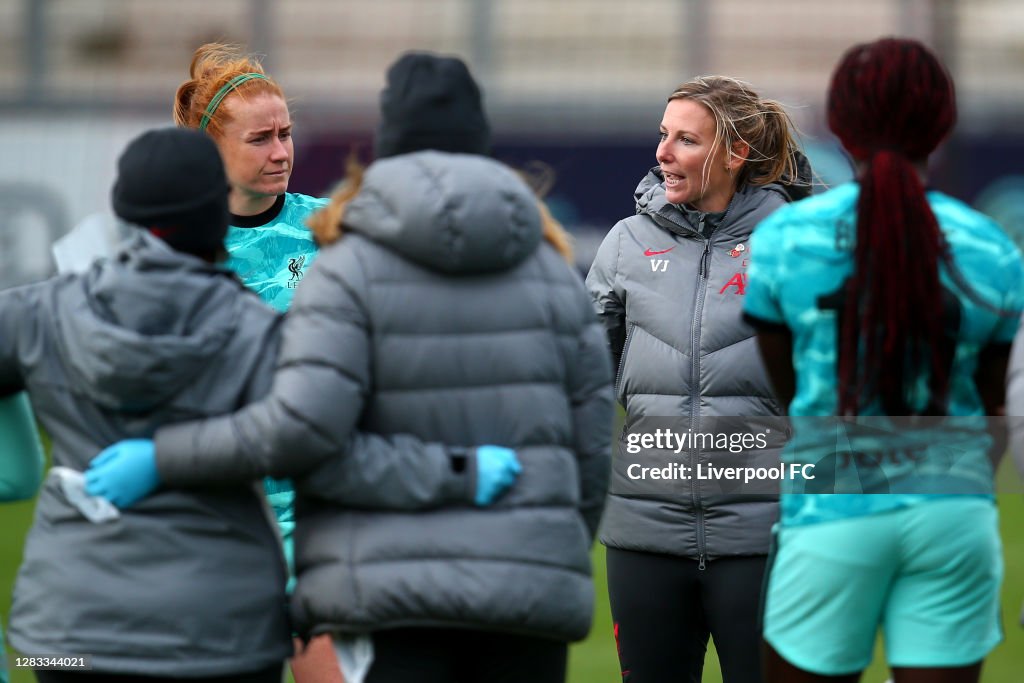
[{"xmin": 827, "ymin": 38, "xmax": 956, "ymax": 415}]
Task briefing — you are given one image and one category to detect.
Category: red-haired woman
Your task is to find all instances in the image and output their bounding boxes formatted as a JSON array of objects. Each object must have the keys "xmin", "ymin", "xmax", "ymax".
[
  {"xmin": 745, "ymin": 38, "xmax": 1024, "ymax": 682},
  {"xmin": 174, "ymin": 43, "xmax": 337, "ymax": 682}
]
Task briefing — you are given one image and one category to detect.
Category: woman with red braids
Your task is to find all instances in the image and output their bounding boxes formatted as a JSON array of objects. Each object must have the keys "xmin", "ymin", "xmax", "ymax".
[{"xmin": 744, "ymin": 38, "xmax": 1024, "ymax": 682}]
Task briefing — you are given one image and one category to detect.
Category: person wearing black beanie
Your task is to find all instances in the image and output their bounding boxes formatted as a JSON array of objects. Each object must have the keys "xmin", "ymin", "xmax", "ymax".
[
  {"xmin": 0, "ymin": 126, "xmax": 294, "ymax": 682},
  {"xmin": 374, "ymin": 51, "xmax": 491, "ymax": 160},
  {"xmin": 112, "ymin": 127, "xmax": 230, "ymax": 259}
]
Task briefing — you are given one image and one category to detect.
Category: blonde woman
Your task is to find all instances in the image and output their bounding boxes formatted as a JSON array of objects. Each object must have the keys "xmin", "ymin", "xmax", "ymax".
[{"xmin": 586, "ymin": 76, "xmax": 811, "ymax": 682}]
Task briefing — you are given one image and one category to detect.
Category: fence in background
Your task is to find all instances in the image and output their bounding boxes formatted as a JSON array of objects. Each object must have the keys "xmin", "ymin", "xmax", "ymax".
[{"xmin": 2, "ymin": 0, "xmax": 1023, "ymax": 287}]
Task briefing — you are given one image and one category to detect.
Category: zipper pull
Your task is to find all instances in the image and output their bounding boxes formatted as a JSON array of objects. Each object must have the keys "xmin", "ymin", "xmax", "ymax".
[
  {"xmin": 698, "ymin": 553, "xmax": 706, "ymax": 571},
  {"xmin": 699, "ymin": 241, "xmax": 711, "ymax": 279}
]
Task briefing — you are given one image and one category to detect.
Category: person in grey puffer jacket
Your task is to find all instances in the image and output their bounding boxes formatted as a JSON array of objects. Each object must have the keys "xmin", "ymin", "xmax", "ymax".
[
  {"xmin": 586, "ymin": 76, "xmax": 812, "ymax": 683},
  {"xmin": 1, "ymin": 128, "xmax": 290, "ymax": 683},
  {"xmin": 87, "ymin": 53, "xmax": 613, "ymax": 683}
]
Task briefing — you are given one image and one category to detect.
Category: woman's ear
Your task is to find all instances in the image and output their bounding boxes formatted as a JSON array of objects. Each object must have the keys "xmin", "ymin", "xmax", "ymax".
[{"xmin": 728, "ymin": 140, "xmax": 750, "ymax": 172}]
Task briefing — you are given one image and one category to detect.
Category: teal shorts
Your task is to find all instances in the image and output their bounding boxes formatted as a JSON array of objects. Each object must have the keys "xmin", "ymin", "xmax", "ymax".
[
  {"xmin": 763, "ymin": 497, "xmax": 1003, "ymax": 675},
  {"xmin": 265, "ymin": 487, "xmax": 296, "ymax": 593}
]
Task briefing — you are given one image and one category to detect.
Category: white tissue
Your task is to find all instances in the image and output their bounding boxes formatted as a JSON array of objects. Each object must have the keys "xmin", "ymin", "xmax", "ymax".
[
  {"xmin": 52, "ymin": 213, "xmax": 131, "ymax": 274},
  {"xmin": 331, "ymin": 634, "xmax": 374, "ymax": 683},
  {"xmin": 50, "ymin": 466, "xmax": 120, "ymax": 523}
]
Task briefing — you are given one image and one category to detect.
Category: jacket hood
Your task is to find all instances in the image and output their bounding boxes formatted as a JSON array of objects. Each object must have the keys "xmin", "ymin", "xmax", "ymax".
[
  {"xmin": 53, "ymin": 232, "xmax": 247, "ymax": 412},
  {"xmin": 634, "ymin": 149, "xmax": 815, "ymax": 236},
  {"xmin": 341, "ymin": 151, "xmax": 543, "ymax": 274}
]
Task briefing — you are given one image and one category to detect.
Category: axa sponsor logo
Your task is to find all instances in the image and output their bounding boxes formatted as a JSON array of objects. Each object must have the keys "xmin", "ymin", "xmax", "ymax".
[
  {"xmin": 721, "ymin": 243, "xmax": 750, "ymax": 292},
  {"xmin": 719, "ymin": 272, "xmax": 747, "ymax": 295},
  {"xmin": 644, "ymin": 245, "xmax": 674, "ymax": 272}
]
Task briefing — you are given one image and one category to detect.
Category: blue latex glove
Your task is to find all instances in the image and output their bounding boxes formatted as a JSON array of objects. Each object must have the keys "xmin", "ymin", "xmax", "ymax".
[
  {"xmin": 474, "ymin": 445, "xmax": 522, "ymax": 507},
  {"xmin": 85, "ymin": 439, "xmax": 160, "ymax": 508}
]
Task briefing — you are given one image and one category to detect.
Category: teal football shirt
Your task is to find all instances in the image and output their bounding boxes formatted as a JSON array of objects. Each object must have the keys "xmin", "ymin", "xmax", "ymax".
[
  {"xmin": 224, "ymin": 192, "xmax": 325, "ymax": 580},
  {"xmin": 224, "ymin": 192, "xmax": 326, "ymax": 314},
  {"xmin": 744, "ymin": 183, "xmax": 1024, "ymax": 525}
]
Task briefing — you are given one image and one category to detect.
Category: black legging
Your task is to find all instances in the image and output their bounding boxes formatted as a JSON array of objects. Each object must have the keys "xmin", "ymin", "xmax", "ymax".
[
  {"xmin": 366, "ymin": 627, "xmax": 568, "ymax": 683},
  {"xmin": 607, "ymin": 547, "xmax": 767, "ymax": 683},
  {"xmin": 33, "ymin": 664, "xmax": 283, "ymax": 683}
]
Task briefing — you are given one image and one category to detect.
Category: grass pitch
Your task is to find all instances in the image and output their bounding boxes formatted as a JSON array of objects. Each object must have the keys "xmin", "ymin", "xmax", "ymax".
[{"xmin": 4, "ymin": 472, "xmax": 1024, "ymax": 682}]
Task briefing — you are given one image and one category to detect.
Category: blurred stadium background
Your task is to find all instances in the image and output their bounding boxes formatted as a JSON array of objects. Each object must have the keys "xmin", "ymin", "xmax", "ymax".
[
  {"xmin": 2, "ymin": 1, "xmax": 1024, "ymax": 681},
  {"xmin": 2, "ymin": 0, "xmax": 1024, "ymax": 284}
]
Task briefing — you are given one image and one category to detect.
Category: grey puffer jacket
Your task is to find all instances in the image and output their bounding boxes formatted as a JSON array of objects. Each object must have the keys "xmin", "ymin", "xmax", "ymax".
[
  {"xmin": 0, "ymin": 233, "xmax": 290, "ymax": 676},
  {"xmin": 154, "ymin": 151, "xmax": 614, "ymax": 643},
  {"xmin": 586, "ymin": 166, "xmax": 810, "ymax": 561}
]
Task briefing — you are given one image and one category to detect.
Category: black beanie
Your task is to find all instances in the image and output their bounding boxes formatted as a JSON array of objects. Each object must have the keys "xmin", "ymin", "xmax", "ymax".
[
  {"xmin": 374, "ymin": 52, "xmax": 491, "ymax": 160},
  {"xmin": 111, "ymin": 127, "xmax": 230, "ymax": 255}
]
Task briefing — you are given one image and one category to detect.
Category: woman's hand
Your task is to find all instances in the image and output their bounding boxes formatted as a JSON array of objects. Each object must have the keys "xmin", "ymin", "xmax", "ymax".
[
  {"xmin": 85, "ymin": 439, "xmax": 160, "ymax": 508},
  {"xmin": 474, "ymin": 445, "xmax": 522, "ymax": 506}
]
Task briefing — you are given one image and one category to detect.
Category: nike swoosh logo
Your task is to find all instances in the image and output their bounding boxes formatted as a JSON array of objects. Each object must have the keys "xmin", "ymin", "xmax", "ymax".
[{"xmin": 644, "ymin": 247, "xmax": 675, "ymax": 256}]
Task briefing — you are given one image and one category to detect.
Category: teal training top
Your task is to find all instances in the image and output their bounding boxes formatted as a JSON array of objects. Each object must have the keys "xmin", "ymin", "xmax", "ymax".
[
  {"xmin": 744, "ymin": 183, "xmax": 1024, "ymax": 525},
  {"xmin": 224, "ymin": 192, "xmax": 325, "ymax": 523},
  {"xmin": 0, "ymin": 391, "xmax": 44, "ymax": 683},
  {"xmin": 225, "ymin": 192, "xmax": 326, "ymax": 314},
  {"xmin": 0, "ymin": 392, "xmax": 44, "ymax": 502}
]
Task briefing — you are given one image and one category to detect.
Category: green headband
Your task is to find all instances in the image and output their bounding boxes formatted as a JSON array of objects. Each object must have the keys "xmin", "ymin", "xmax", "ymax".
[{"xmin": 198, "ymin": 73, "xmax": 269, "ymax": 131}]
